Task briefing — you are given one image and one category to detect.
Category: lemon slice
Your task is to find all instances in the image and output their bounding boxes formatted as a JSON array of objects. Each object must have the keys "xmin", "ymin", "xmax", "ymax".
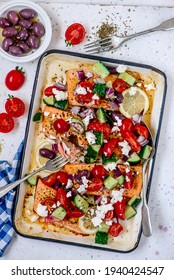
[
  {"xmin": 36, "ymin": 141, "xmax": 54, "ymax": 168},
  {"xmin": 119, "ymin": 87, "xmax": 149, "ymax": 118},
  {"xmin": 78, "ymin": 208, "xmax": 98, "ymax": 235}
]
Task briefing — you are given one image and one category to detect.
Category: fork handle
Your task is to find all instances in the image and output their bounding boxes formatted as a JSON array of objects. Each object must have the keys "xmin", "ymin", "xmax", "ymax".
[{"xmin": 0, "ymin": 167, "xmax": 44, "ymax": 199}]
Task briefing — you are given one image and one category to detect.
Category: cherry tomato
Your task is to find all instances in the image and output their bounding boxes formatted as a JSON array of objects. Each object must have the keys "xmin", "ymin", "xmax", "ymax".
[
  {"xmin": 112, "ymin": 78, "xmax": 127, "ymax": 93},
  {"xmin": 91, "ymin": 165, "xmax": 107, "ymax": 179},
  {"xmin": 57, "ymin": 171, "xmax": 69, "ymax": 185},
  {"xmin": 79, "ymin": 81, "xmax": 94, "ymax": 91},
  {"xmin": 87, "ymin": 178, "xmax": 103, "ymax": 192},
  {"xmin": 56, "ymin": 188, "xmax": 72, "ymax": 210},
  {"xmin": 65, "ymin": 23, "xmax": 86, "ymax": 46},
  {"xmin": 42, "ymin": 173, "xmax": 57, "ymax": 186},
  {"xmin": 113, "ymin": 199, "xmax": 126, "ymax": 220},
  {"xmin": 124, "ymin": 171, "xmax": 134, "ymax": 189},
  {"xmin": 103, "ymin": 210, "xmax": 114, "ymax": 221},
  {"xmin": 120, "ymin": 118, "xmax": 134, "ymax": 134},
  {"xmin": 109, "ymin": 222, "xmax": 123, "ymax": 237},
  {"xmin": 134, "ymin": 124, "xmax": 149, "ymax": 139},
  {"xmin": 103, "ymin": 138, "xmax": 118, "ymax": 158},
  {"xmin": 67, "ymin": 208, "xmax": 84, "ymax": 218},
  {"xmin": 5, "ymin": 95, "xmax": 25, "ymax": 118},
  {"xmin": 77, "ymin": 92, "xmax": 94, "ymax": 104},
  {"xmin": 123, "ymin": 131, "xmax": 141, "ymax": 153},
  {"xmin": 0, "ymin": 113, "xmax": 14, "ymax": 133},
  {"xmin": 41, "ymin": 198, "xmax": 56, "ymax": 215},
  {"xmin": 43, "ymin": 86, "xmax": 61, "ymax": 97},
  {"xmin": 88, "ymin": 120, "xmax": 111, "ymax": 137},
  {"xmin": 53, "ymin": 118, "xmax": 70, "ymax": 134},
  {"xmin": 5, "ymin": 67, "xmax": 25, "ymax": 91}
]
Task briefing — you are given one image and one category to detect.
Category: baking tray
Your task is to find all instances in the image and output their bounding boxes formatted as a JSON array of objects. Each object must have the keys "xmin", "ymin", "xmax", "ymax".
[{"xmin": 13, "ymin": 50, "xmax": 167, "ymax": 253}]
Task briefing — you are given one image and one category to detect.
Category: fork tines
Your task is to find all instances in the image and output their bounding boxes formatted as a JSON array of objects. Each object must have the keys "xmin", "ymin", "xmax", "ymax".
[{"xmin": 84, "ymin": 36, "xmax": 113, "ymax": 54}]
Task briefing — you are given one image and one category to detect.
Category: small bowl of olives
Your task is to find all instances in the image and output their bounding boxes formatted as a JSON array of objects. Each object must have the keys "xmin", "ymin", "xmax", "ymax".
[{"xmin": 0, "ymin": 0, "xmax": 52, "ymax": 62}]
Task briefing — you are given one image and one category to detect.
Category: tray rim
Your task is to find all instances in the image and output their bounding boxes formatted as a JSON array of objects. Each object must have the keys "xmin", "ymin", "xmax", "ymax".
[{"xmin": 12, "ymin": 49, "xmax": 167, "ymax": 254}]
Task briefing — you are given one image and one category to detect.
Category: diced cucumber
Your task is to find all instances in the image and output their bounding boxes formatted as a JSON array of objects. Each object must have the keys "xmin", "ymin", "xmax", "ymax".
[
  {"xmin": 106, "ymin": 81, "xmax": 112, "ymax": 88},
  {"xmin": 104, "ymin": 175, "xmax": 118, "ymax": 190},
  {"xmin": 128, "ymin": 152, "xmax": 141, "ymax": 165},
  {"xmin": 117, "ymin": 174, "xmax": 125, "ymax": 185},
  {"xmin": 70, "ymin": 118, "xmax": 85, "ymax": 134},
  {"xmin": 95, "ymin": 231, "xmax": 108, "ymax": 244},
  {"xmin": 52, "ymin": 206, "xmax": 67, "ymax": 220},
  {"xmin": 98, "ymin": 222, "xmax": 110, "ymax": 233},
  {"xmin": 124, "ymin": 205, "xmax": 137, "ymax": 220},
  {"xmin": 87, "ymin": 144, "xmax": 101, "ymax": 160},
  {"xmin": 74, "ymin": 194, "xmax": 89, "ymax": 213},
  {"xmin": 33, "ymin": 112, "xmax": 43, "ymax": 122},
  {"xmin": 96, "ymin": 108, "xmax": 107, "ymax": 123},
  {"xmin": 118, "ymin": 72, "xmax": 136, "ymax": 85},
  {"xmin": 128, "ymin": 195, "xmax": 141, "ymax": 208},
  {"xmin": 92, "ymin": 61, "xmax": 110, "ymax": 79},
  {"xmin": 102, "ymin": 152, "xmax": 116, "ymax": 165},
  {"xmin": 84, "ymin": 156, "xmax": 96, "ymax": 164},
  {"xmin": 43, "ymin": 95, "xmax": 55, "ymax": 106},
  {"xmin": 26, "ymin": 175, "xmax": 37, "ymax": 186},
  {"xmin": 86, "ymin": 195, "xmax": 95, "ymax": 205},
  {"xmin": 93, "ymin": 83, "xmax": 106, "ymax": 97},
  {"xmin": 139, "ymin": 145, "xmax": 152, "ymax": 159},
  {"xmin": 94, "ymin": 131, "xmax": 103, "ymax": 145},
  {"xmin": 54, "ymin": 100, "xmax": 68, "ymax": 110}
]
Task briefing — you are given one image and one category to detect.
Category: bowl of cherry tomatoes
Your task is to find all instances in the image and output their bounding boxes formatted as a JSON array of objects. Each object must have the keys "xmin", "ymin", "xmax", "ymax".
[{"xmin": 0, "ymin": 0, "xmax": 52, "ymax": 63}]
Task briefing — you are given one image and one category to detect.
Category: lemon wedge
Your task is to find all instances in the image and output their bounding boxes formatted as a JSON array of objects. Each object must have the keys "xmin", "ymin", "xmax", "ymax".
[
  {"xmin": 119, "ymin": 87, "xmax": 149, "ymax": 118},
  {"xmin": 36, "ymin": 141, "xmax": 54, "ymax": 168}
]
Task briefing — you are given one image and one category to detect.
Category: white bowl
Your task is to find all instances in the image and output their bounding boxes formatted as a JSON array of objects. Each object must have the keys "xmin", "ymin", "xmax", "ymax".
[{"xmin": 0, "ymin": 0, "xmax": 52, "ymax": 63}]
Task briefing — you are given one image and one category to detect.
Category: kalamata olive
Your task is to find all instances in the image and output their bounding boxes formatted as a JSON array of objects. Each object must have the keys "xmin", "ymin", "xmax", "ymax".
[
  {"xmin": 7, "ymin": 10, "xmax": 19, "ymax": 25},
  {"xmin": 0, "ymin": 17, "xmax": 11, "ymax": 28},
  {"xmin": 32, "ymin": 22, "xmax": 45, "ymax": 37},
  {"xmin": 2, "ymin": 27, "xmax": 18, "ymax": 38},
  {"xmin": 16, "ymin": 42, "xmax": 30, "ymax": 53},
  {"xmin": 39, "ymin": 148, "xmax": 56, "ymax": 159},
  {"xmin": 19, "ymin": 8, "xmax": 37, "ymax": 19},
  {"xmin": 17, "ymin": 29, "xmax": 29, "ymax": 41},
  {"xmin": 27, "ymin": 35, "xmax": 40, "ymax": 49},
  {"xmin": 18, "ymin": 19, "xmax": 32, "ymax": 29},
  {"xmin": 2, "ymin": 38, "xmax": 13, "ymax": 51},
  {"xmin": 8, "ymin": 46, "xmax": 23, "ymax": 56}
]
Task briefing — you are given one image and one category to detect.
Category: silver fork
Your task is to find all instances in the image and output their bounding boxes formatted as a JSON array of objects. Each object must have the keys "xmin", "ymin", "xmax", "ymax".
[
  {"xmin": 0, "ymin": 155, "xmax": 69, "ymax": 198},
  {"xmin": 84, "ymin": 18, "xmax": 174, "ymax": 54}
]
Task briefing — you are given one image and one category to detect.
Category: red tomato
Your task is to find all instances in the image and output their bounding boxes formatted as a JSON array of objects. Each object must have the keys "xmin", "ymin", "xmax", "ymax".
[
  {"xmin": 41, "ymin": 198, "xmax": 56, "ymax": 215},
  {"xmin": 67, "ymin": 208, "xmax": 84, "ymax": 218},
  {"xmin": 103, "ymin": 138, "xmax": 118, "ymax": 158},
  {"xmin": 79, "ymin": 81, "xmax": 94, "ymax": 91},
  {"xmin": 0, "ymin": 113, "xmax": 14, "ymax": 133},
  {"xmin": 77, "ymin": 92, "xmax": 94, "ymax": 104},
  {"xmin": 5, "ymin": 67, "xmax": 25, "ymax": 91},
  {"xmin": 5, "ymin": 95, "xmax": 25, "ymax": 118},
  {"xmin": 57, "ymin": 171, "xmax": 69, "ymax": 185},
  {"xmin": 53, "ymin": 118, "xmax": 70, "ymax": 134},
  {"xmin": 43, "ymin": 86, "xmax": 61, "ymax": 97},
  {"xmin": 134, "ymin": 124, "xmax": 149, "ymax": 139},
  {"xmin": 112, "ymin": 78, "xmax": 127, "ymax": 93},
  {"xmin": 114, "ymin": 199, "xmax": 126, "ymax": 220},
  {"xmin": 88, "ymin": 120, "xmax": 111, "ymax": 137},
  {"xmin": 109, "ymin": 222, "xmax": 123, "ymax": 237},
  {"xmin": 120, "ymin": 118, "xmax": 134, "ymax": 134},
  {"xmin": 124, "ymin": 171, "xmax": 134, "ymax": 189},
  {"xmin": 91, "ymin": 165, "xmax": 107, "ymax": 179},
  {"xmin": 42, "ymin": 173, "xmax": 57, "ymax": 186},
  {"xmin": 56, "ymin": 188, "xmax": 71, "ymax": 210},
  {"xmin": 65, "ymin": 23, "xmax": 86, "ymax": 46},
  {"xmin": 103, "ymin": 210, "xmax": 114, "ymax": 221},
  {"xmin": 123, "ymin": 131, "xmax": 141, "ymax": 152},
  {"xmin": 87, "ymin": 178, "xmax": 103, "ymax": 192}
]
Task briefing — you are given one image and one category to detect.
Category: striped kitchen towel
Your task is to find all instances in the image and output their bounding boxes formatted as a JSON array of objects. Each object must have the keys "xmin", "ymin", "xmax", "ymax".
[{"xmin": 0, "ymin": 141, "xmax": 23, "ymax": 257}]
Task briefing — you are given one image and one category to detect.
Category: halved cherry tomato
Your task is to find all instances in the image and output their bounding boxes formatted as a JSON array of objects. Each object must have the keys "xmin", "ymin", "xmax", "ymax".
[
  {"xmin": 5, "ymin": 67, "xmax": 25, "ymax": 91},
  {"xmin": 91, "ymin": 165, "xmax": 107, "ymax": 179},
  {"xmin": 57, "ymin": 171, "xmax": 69, "ymax": 185},
  {"xmin": 5, "ymin": 95, "xmax": 25, "ymax": 118},
  {"xmin": 114, "ymin": 199, "xmax": 126, "ymax": 220},
  {"xmin": 103, "ymin": 210, "xmax": 114, "ymax": 221},
  {"xmin": 120, "ymin": 118, "xmax": 134, "ymax": 134},
  {"xmin": 109, "ymin": 222, "xmax": 123, "ymax": 237},
  {"xmin": 65, "ymin": 23, "xmax": 86, "ymax": 46},
  {"xmin": 53, "ymin": 118, "xmax": 70, "ymax": 134},
  {"xmin": 77, "ymin": 92, "xmax": 94, "ymax": 104},
  {"xmin": 123, "ymin": 131, "xmax": 141, "ymax": 153},
  {"xmin": 88, "ymin": 120, "xmax": 111, "ymax": 137},
  {"xmin": 103, "ymin": 138, "xmax": 118, "ymax": 158},
  {"xmin": 134, "ymin": 124, "xmax": 149, "ymax": 139},
  {"xmin": 124, "ymin": 171, "xmax": 134, "ymax": 189},
  {"xmin": 42, "ymin": 173, "xmax": 57, "ymax": 186},
  {"xmin": 56, "ymin": 188, "xmax": 72, "ymax": 210},
  {"xmin": 41, "ymin": 198, "xmax": 56, "ymax": 215},
  {"xmin": 112, "ymin": 78, "xmax": 127, "ymax": 93},
  {"xmin": 0, "ymin": 113, "xmax": 14, "ymax": 133},
  {"xmin": 43, "ymin": 86, "xmax": 61, "ymax": 97},
  {"xmin": 87, "ymin": 178, "xmax": 103, "ymax": 192},
  {"xmin": 79, "ymin": 81, "xmax": 94, "ymax": 91},
  {"xmin": 67, "ymin": 208, "xmax": 84, "ymax": 218}
]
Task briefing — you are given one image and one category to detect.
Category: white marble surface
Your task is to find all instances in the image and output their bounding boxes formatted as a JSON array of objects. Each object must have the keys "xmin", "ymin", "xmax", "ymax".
[{"xmin": 0, "ymin": 1, "xmax": 174, "ymax": 260}]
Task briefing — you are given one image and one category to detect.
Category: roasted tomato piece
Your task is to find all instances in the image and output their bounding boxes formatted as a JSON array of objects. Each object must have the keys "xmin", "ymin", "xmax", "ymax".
[
  {"xmin": 124, "ymin": 171, "xmax": 134, "ymax": 189},
  {"xmin": 57, "ymin": 171, "xmax": 69, "ymax": 185},
  {"xmin": 112, "ymin": 78, "xmax": 127, "ymax": 93},
  {"xmin": 88, "ymin": 120, "xmax": 111, "ymax": 137},
  {"xmin": 56, "ymin": 188, "xmax": 72, "ymax": 210},
  {"xmin": 120, "ymin": 118, "xmax": 134, "ymax": 134},
  {"xmin": 103, "ymin": 138, "xmax": 118, "ymax": 158},
  {"xmin": 113, "ymin": 199, "xmax": 126, "ymax": 220},
  {"xmin": 87, "ymin": 178, "xmax": 103, "ymax": 192},
  {"xmin": 123, "ymin": 131, "xmax": 141, "ymax": 153},
  {"xmin": 91, "ymin": 165, "xmax": 107, "ymax": 179},
  {"xmin": 67, "ymin": 208, "xmax": 84, "ymax": 218},
  {"xmin": 42, "ymin": 173, "xmax": 57, "ymax": 187},
  {"xmin": 134, "ymin": 124, "xmax": 149, "ymax": 139},
  {"xmin": 44, "ymin": 86, "xmax": 61, "ymax": 96},
  {"xmin": 103, "ymin": 210, "xmax": 114, "ymax": 221},
  {"xmin": 77, "ymin": 92, "xmax": 94, "ymax": 104},
  {"xmin": 109, "ymin": 222, "xmax": 123, "ymax": 237},
  {"xmin": 41, "ymin": 198, "xmax": 56, "ymax": 215}
]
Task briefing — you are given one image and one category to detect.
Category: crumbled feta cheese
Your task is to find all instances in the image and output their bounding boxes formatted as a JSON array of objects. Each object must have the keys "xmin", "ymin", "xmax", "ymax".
[
  {"xmin": 86, "ymin": 131, "xmax": 96, "ymax": 145},
  {"xmin": 93, "ymin": 78, "xmax": 106, "ymax": 84},
  {"xmin": 57, "ymin": 201, "xmax": 61, "ymax": 207},
  {"xmin": 53, "ymin": 88, "xmax": 68, "ymax": 101},
  {"xmin": 78, "ymin": 176, "xmax": 89, "ymax": 194},
  {"xmin": 144, "ymin": 83, "xmax": 156, "ymax": 91},
  {"xmin": 106, "ymin": 220, "xmax": 113, "ymax": 226},
  {"xmin": 136, "ymin": 82, "xmax": 142, "ymax": 87},
  {"xmin": 52, "ymin": 204, "xmax": 57, "ymax": 209},
  {"xmin": 52, "ymin": 114, "xmax": 56, "ymax": 120},
  {"xmin": 111, "ymin": 189, "xmax": 124, "ymax": 204},
  {"xmin": 90, "ymin": 208, "xmax": 95, "ymax": 215},
  {"xmin": 85, "ymin": 72, "xmax": 93, "ymax": 79},
  {"xmin": 111, "ymin": 126, "xmax": 120, "ymax": 133},
  {"xmin": 82, "ymin": 114, "xmax": 93, "ymax": 128},
  {"xmin": 104, "ymin": 162, "xmax": 117, "ymax": 171},
  {"xmin": 86, "ymin": 87, "xmax": 92, "ymax": 93},
  {"xmin": 129, "ymin": 87, "xmax": 137, "ymax": 96},
  {"xmin": 103, "ymin": 139, "xmax": 108, "ymax": 143},
  {"xmin": 36, "ymin": 203, "xmax": 48, "ymax": 217},
  {"xmin": 75, "ymin": 86, "xmax": 87, "ymax": 95},
  {"xmin": 44, "ymin": 111, "xmax": 50, "ymax": 117},
  {"xmin": 125, "ymin": 167, "xmax": 130, "ymax": 173},
  {"xmin": 65, "ymin": 179, "xmax": 73, "ymax": 189},
  {"xmin": 77, "ymin": 185, "xmax": 86, "ymax": 194},
  {"xmin": 118, "ymin": 140, "xmax": 131, "ymax": 157},
  {"xmin": 92, "ymin": 203, "xmax": 114, "ymax": 227},
  {"xmin": 125, "ymin": 175, "xmax": 130, "ymax": 182},
  {"xmin": 92, "ymin": 94, "xmax": 100, "ymax": 100},
  {"xmin": 113, "ymin": 116, "xmax": 122, "ymax": 127},
  {"xmin": 116, "ymin": 65, "xmax": 127, "ymax": 73},
  {"xmin": 100, "ymin": 196, "xmax": 108, "ymax": 205},
  {"xmin": 66, "ymin": 191, "xmax": 72, "ymax": 198},
  {"xmin": 81, "ymin": 176, "xmax": 89, "ymax": 187}
]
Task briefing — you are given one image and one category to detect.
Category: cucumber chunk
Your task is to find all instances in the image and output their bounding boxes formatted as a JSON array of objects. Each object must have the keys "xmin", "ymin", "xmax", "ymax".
[
  {"xmin": 128, "ymin": 195, "xmax": 141, "ymax": 208},
  {"xmin": 33, "ymin": 112, "xmax": 43, "ymax": 122},
  {"xmin": 70, "ymin": 118, "xmax": 85, "ymax": 134},
  {"xmin": 92, "ymin": 61, "xmax": 110, "ymax": 79},
  {"xmin": 52, "ymin": 206, "xmax": 67, "ymax": 220},
  {"xmin": 94, "ymin": 131, "xmax": 103, "ymax": 145},
  {"xmin": 96, "ymin": 108, "xmax": 107, "ymax": 123},
  {"xmin": 93, "ymin": 83, "xmax": 106, "ymax": 97},
  {"xmin": 43, "ymin": 95, "xmax": 55, "ymax": 106},
  {"xmin": 54, "ymin": 100, "xmax": 68, "ymax": 110},
  {"xmin": 128, "ymin": 152, "xmax": 141, "ymax": 165},
  {"xmin": 87, "ymin": 144, "xmax": 101, "ymax": 160},
  {"xmin": 26, "ymin": 175, "xmax": 37, "ymax": 186},
  {"xmin": 102, "ymin": 152, "xmax": 116, "ymax": 165},
  {"xmin": 95, "ymin": 231, "xmax": 108, "ymax": 244},
  {"xmin": 139, "ymin": 145, "xmax": 152, "ymax": 159},
  {"xmin": 117, "ymin": 174, "xmax": 125, "ymax": 185},
  {"xmin": 118, "ymin": 72, "xmax": 136, "ymax": 85},
  {"xmin": 124, "ymin": 205, "xmax": 137, "ymax": 220},
  {"xmin": 84, "ymin": 156, "xmax": 96, "ymax": 164},
  {"xmin": 74, "ymin": 194, "xmax": 89, "ymax": 213},
  {"xmin": 104, "ymin": 175, "xmax": 118, "ymax": 190},
  {"xmin": 98, "ymin": 222, "xmax": 110, "ymax": 233}
]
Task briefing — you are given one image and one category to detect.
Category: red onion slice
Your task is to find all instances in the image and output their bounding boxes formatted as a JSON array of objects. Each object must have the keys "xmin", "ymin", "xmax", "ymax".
[
  {"xmin": 71, "ymin": 106, "xmax": 81, "ymax": 115},
  {"xmin": 105, "ymin": 87, "xmax": 115, "ymax": 99},
  {"xmin": 54, "ymin": 82, "xmax": 67, "ymax": 91},
  {"xmin": 132, "ymin": 110, "xmax": 144, "ymax": 124},
  {"xmin": 107, "ymin": 66, "xmax": 117, "ymax": 74},
  {"xmin": 111, "ymin": 111, "xmax": 125, "ymax": 121},
  {"xmin": 137, "ymin": 135, "xmax": 149, "ymax": 146},
  {"xmin": 79, "ymin": 108, "xmax": 95, "ymax": 119},
  {"xmin": 77, "ymin": 70, "xmax": 85, "ymax": 81},
  {"xmin": 109, "ymin": 100, "xmax": 119, "ymax": 110}
]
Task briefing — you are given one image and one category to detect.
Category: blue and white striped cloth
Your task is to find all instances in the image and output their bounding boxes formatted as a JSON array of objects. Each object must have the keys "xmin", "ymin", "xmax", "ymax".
[{"xmin": 0, "ymin": 141, "xmax": 23, "ymax": 257}]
